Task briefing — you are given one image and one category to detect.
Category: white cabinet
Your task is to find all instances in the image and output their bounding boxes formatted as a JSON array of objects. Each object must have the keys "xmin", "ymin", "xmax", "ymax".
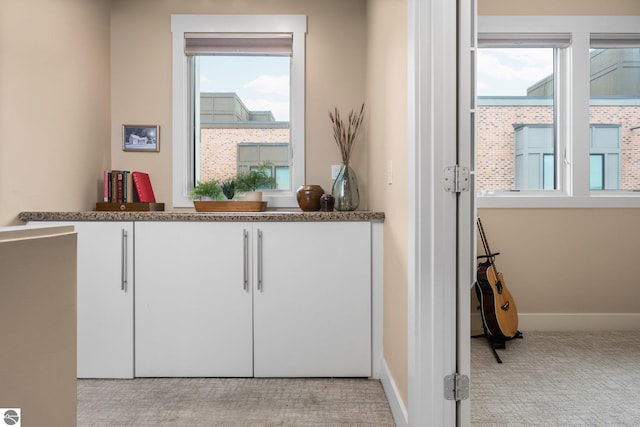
[
  {"xmin": 253, "ymin": 222, "xmax": 371, "ymax": 377},
  {"xmin": 134, "ymin": 221, "xmax": 371, "ymax": 378},
  {"xmin": 30, "ymin": 219, "xmax": 373, "ymax": 378},
  {"xmin": 32, "ymin": 221, "xmax": 134, "ymax": 378},
  {"xmin": 134, "ymin": 222, "xmax": 253, "ymax": 377}
]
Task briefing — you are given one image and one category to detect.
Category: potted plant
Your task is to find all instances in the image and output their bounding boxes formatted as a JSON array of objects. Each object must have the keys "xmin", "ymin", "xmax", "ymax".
[
  {"xmin": 235, "ymin": 163, "xmax": 276, "ymax": 201},
  {"xmin": 188, "ymin": 179, "xmax": 224, "ymax": 201}
]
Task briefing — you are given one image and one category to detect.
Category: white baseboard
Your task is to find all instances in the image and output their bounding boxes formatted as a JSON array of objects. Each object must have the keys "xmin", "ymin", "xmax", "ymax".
[
  {"xmin": 379, "ymin": 358, "xmax": 408, "ymax": 427},
  {"xmin": 471, "ymin": 312, "xmax": 640, "ymax": 334}
]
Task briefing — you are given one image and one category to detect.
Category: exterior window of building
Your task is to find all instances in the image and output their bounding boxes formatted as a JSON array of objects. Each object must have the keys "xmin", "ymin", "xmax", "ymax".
[
  {"xmin": 237, "ymin": 142, "xmax": 290, "ymax": 190},
  {"xmin": 172, "ymin": 15, "xmax": 306, "ymax": 208},
  {"xmin": 590, "ymin": 154, "xmax": 605, "ymax": 190},
  {"xmin": 514, "ymin": 124, "xmax": 554, "ymax": 190},
  {"xmin": 590, "ymin": 125, "xmax": 621, "ymax": 190},
  {"xmin": 512, "ymin": 124, "xmax": 621, "ymax": 190}
]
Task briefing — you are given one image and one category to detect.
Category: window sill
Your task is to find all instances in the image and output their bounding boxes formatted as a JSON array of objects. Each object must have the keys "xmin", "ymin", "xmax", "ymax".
[{"xmin": 477, "ymin": 192, "xmax": 640, "ymax": 208}]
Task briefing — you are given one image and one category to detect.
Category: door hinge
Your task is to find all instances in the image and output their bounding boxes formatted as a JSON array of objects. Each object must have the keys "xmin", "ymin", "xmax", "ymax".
[
  {"xmin": 444, "ymin": 165, "xmax": 470, "ymax": 193},
  {"xmin": 444, "ymin": 373, "xmax": 469, "ymax": 401}
]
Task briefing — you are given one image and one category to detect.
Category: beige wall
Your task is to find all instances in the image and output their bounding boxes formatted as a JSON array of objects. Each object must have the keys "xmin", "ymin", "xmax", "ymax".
[
  {"xmin": 479, "ymin": 0, "xmax": 640, "ymax": 15},
  {"xmin": 477, "ymin": 1, "xmax": 640, "ymax": 328},
  {"xmin": 367, "ymin": 0, "xmax": 409, "ymax": 407},
  {"xmin": 0, "ymin": 0, "xmax": 112, "ymax": 225},
  {"xmin": 110, "ymin": 0, "xmax": 368, "ymax": 210},
  {"xmin": 476, "ymin": 209, "xmax": 640, "ymax": 311}
]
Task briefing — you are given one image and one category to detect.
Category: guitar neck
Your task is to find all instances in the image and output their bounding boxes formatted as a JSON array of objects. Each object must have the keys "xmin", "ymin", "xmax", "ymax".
[{"xmin": 477, "ymin": 217, "xmax": 499, "ymax": 272}]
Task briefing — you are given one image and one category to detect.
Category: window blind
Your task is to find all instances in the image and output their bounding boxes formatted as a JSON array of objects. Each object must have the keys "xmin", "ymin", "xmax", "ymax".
[
  {"xmin": 478, "ymin": 33, "xmax": 571, "ymax": 48},
  {"xmin": 184, "ymin": 33, "xmax": 293, "ymax": 56},
  {"xmin": 591, "ymin": 34, "xmax": 640, "ymax": 48}
]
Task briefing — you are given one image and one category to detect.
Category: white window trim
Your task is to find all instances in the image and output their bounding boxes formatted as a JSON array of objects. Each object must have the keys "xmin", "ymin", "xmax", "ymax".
[
  {"xmin": 477, "ymin": 16, "xmax": 640, "ymax": 208},
  {"xmin": 171, "ymin": 14, "xmax": 307, "ymax": 208}
]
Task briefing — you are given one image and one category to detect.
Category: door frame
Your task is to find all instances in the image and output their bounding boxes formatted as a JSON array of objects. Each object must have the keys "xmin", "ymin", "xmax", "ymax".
[{"xmin": 456, "ymin": 0, "xmax": 476, "ymax": 424}]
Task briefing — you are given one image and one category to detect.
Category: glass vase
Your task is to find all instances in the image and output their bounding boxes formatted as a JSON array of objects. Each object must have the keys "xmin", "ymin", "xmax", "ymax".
[{"xmin": 332, "ymin": 162, "xmax": 360, "ymax": 211}]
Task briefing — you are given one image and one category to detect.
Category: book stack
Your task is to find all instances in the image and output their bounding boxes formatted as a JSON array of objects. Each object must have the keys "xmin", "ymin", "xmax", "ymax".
[
  {"xmin": 103, "ymin": 170, "xmax": 156, "ymax": 203},
  {"xmin": 98, "ymin": 171, "xmax": 163, "ymax": 212}
]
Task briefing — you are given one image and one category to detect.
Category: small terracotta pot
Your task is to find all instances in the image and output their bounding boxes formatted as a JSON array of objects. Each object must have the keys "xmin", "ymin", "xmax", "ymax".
[{"xmin": 296, "ymin": 185, "xmax": 325, "ymax": 211}]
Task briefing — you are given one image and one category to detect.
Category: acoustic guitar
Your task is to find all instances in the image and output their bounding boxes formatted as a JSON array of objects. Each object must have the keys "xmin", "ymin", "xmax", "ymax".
[{"xmin": 475, "ymin": 218, "xmax": 519, "ymax": 339}]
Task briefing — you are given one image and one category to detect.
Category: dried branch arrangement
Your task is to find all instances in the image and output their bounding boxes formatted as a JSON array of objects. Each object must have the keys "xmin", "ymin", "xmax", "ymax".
[{"xmin": 329, "ymin": 104, "xmax": 365, "ymax": 163}]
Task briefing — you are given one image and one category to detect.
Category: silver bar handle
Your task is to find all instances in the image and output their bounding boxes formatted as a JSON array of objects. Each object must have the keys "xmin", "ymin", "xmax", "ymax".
[
  {"xmin": 243, "ymin": 229, "xmax": 249, "ymax": 291},
  {"xmin": 121, "ymin": 229, "xmax": 128, "ymax": 292},
  {"xmin": 257, "ymin": 229, "xmax": 263, "ymax": 292}
]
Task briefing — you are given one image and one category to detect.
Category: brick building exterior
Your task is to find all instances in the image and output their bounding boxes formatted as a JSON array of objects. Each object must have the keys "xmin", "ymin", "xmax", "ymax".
[
  {"xmin": 197, "ymin": 92, "xmax": 289, "ymax": 185},
  {"xmin": 199, "ymin": 127, "xmax": 289, "ymax": 183},
  {"xmin": 477, "ymin": 98, "xmax": 640, "ymax": 191}
]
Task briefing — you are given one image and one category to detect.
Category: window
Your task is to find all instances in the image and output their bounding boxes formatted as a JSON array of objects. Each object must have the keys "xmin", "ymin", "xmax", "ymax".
[
  {"xmin": 194, "ymin": 51, "xmax": 290, "ymax": 191},
  {"xmin": 514, "ymin": 124, "xmax": 554, "ymax": 190},
  {"xmin": 511, "ymin": 124, "xmax": 620, "ymax": 191},
  {"xmin": 172, "ymin": 15, "xmax": 307, "ymax": 207},
  {"xmin": 237, "ymin": 142, "xmax": 290, "ymax": 190},
  {"xmin": 477, "ymin": 16, "xmax": 640, "ymax": 208},
  {"xmin": 476, "ymin": 44, "xmax": 560, "ymax": 193},
  {"xmin": 589, "ymin": 43, "xmax": 640, "ymax": 192},
  {"xmin": 590, "ymin": 125, "xmax": 621, "ymax": 190}
]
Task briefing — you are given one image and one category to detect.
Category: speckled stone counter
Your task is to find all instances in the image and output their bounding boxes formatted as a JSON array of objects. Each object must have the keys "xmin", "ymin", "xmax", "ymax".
[{"xmin": 19, "ymin": 210, "xmax": 385, "ymax": 222}]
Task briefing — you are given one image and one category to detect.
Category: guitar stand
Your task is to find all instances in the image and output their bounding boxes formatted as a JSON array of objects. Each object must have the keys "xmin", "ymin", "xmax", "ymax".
[
  {"xmin": 472, "ymin": 328, "xmax": 523, "ymax": 364},
  {"xmin": 474, "ymin": 218, "xmax": 523, "ymax": 364}
]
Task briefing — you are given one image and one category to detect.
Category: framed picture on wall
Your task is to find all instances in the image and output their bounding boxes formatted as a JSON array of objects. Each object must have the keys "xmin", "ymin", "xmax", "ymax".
[{"xmin": 122, "ymin": 125, "xmax": 160, "ymax": 152}]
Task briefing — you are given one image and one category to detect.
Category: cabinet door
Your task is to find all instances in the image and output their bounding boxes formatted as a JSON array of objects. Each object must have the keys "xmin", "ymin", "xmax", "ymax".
[
  {"xmin": 135, "ymin": 222, "xmax": 253, "ymax": 377},
  {"xmin": 253, "ymin": 222, "xmax": 372, "ymax": 377},
  {"xmin": 41, "ymin": 221, "xmax": 134, "ymax": 378}
]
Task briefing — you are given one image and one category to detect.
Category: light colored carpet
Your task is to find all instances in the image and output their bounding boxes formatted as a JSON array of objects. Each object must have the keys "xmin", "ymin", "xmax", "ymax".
[
  {"xmin": 78, "ymin": 377, "xmax": 395, "ymax": 427},
  {"xmin": 471, "ymin": 330, "xmax": 640, "ymax": 426},
  {"xmin": 79, "ymin": 332, "xmax": 639, "ymax": 426}
]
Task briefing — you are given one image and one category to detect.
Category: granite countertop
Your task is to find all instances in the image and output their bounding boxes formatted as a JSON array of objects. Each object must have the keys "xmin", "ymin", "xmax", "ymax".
[{"xmin": 18, "ymin": 210, "xmax": 385, "ymax": 223}]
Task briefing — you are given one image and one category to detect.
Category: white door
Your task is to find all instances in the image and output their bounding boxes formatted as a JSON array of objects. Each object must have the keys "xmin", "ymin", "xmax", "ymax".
[
  {"xmin": 252, "ymin": 222, "xmax": 371, "ymax": 377},
  {"xmin": 408, "ymin": 0, "xmax": 475, "ymax": 425},
  {"xmin": 134, "ymin": 221, "xmax": 253, "ymax": 377}
]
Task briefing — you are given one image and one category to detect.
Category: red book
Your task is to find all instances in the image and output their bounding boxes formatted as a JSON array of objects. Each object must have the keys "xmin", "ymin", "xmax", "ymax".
[{"xmin": 132, "ymin": 171, "xmax": 156, "ymax": 203}]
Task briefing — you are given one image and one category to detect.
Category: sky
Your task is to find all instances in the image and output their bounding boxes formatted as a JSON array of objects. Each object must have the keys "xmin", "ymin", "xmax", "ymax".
[
  {"xmin": 477, "ymin": 48, "xmax": 554, "ymax": 96},
  {"xmin": 198, "ymin": 56, "xmax": 290, "ymax": 121},
  {"xmin": 197, "ymin": 49, "xmax": 553, "ymax": 114}
]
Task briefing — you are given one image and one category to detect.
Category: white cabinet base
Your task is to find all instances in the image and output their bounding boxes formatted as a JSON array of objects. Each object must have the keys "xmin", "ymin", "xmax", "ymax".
[
  {"xmin": 31, "ymin": 219, "xmax": 379, "ymax": 379},
  {"xmin": 253, "ymin": 222, "xmax": 371, "ymax": 377},
  {"xmin": 134, "ymin": 222, "xmax": 253, "ymax": 377},
  {"xmin": 32, "ymin": 221, "xmax": 134, "ymax": 378}
]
